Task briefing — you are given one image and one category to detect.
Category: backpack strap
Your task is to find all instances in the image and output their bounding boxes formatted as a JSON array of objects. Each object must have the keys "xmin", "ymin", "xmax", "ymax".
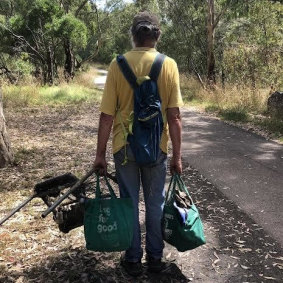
[
  {"xmin": 149, "ymin": 53, "xmax": 166, "ymax": 81},
  {"xmin": 116, "ymin": 55, "xmax": 139, "ymax": 89}
]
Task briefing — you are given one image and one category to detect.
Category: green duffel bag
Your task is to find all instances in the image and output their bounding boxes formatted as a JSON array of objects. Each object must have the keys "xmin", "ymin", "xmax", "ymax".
[
  {"xmin": 84, "ymin": 174, "xmax": 134, "ymax": 252},
  {"xmin": 162, "ymin": 174, "xmax": 206, "ymax": 252}
]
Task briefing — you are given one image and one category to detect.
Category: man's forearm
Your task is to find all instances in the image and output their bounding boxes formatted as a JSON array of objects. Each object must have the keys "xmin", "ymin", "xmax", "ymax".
[
  {"xmin": 167, "ymin": 108, "xmax": 182, "ymax": 159},
  {"xmin": 96, "ymin": 112, "xmax": 114, "ymax": 158}
]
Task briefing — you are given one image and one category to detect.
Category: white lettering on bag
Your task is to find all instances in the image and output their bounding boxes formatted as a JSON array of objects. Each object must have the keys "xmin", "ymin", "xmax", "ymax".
[
  {"xmin": 97, "ymin": 205, "xmax": 118, "ymax": 233},
  {"xmin": 97, "ymin": 221, "xmax": 118, "ymax": 233},
  {"xmin": 164, "ymin": 228, "xmax": 173, "ymax": 239},
  {"xmin": 164, "ymin": 213, "xmax": 174, "ymax": 220},
  {"xmin": 99, "ymin": 206, "xmax": 111, "ymax": 216}
]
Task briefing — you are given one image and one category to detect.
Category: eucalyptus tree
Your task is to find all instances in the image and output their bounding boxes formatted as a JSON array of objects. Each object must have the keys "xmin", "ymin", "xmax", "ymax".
[
  {"xmin": 0, "ymin": 89, "xmax": 13, "ymax": 168},
  {"xmin": 0, "ymin": 0, "xmax": 65, "ymax": 84},
  {"xmin": 0, "ymin": 0, "xmax": 96, "ymax": 84},
  {"xmin": 158, "ymin": 0, "xmax": 207, "ymax": 84},
  {"xmin": 158, "ymin": 0, "xmax": 282, "ymax": 88},
  {"xmin": 218, "ymin": 0, "xmax": 283, "ymax": 88}
]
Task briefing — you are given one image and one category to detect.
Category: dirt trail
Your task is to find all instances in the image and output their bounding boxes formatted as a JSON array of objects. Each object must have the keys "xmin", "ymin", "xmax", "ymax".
[{"xmin": 0, "ymin": 103, "xmax": 282, "ymax": 282}]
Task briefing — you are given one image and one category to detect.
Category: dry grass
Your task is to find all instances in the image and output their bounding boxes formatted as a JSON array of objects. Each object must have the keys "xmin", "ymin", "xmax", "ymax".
[
  {"xmin": 181, "ymin": 75, "xmax": 283, "ymax": 140},
  {"xmin": 2, "ymin": 67, "xmax": 102, "ymax": 108},
  {"xmin": 179, "ymin": 74, "xmax": 203, "ymax": 103},
  {"xmin": 181, "ymin": 75, "xmax": 271, "ymax": 114},
  {"xmin": 73, "ymin": 67, "xmax": 98, "ymax": 89}
]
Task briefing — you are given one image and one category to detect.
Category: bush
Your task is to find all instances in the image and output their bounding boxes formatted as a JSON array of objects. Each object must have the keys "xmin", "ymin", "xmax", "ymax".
[
  {"xmin": 219, "ymin": 108, "xmax": 250, "ymax": 122},
  {"xmin": 180, "ymin": 74, "xmax": 205, "ymax": 102}
]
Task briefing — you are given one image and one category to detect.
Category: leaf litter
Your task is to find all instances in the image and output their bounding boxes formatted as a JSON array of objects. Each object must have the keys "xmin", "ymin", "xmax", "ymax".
[{"xmin": 0, "ymin": 102, "xmax": 282, "ymax": 282}]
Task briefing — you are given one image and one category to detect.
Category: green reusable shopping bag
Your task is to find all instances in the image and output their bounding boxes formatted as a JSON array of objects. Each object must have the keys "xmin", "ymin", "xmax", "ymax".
[
  {"xmin": 84, "ymin": 174, "xmax": 134, "ymax": 252},
  {"xmin": 162, "ymin": 174, "xmax": 206, "ymax": 252}
]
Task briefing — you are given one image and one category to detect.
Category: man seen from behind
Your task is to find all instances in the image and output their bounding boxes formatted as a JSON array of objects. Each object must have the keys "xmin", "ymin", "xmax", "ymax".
[{"xmin": 93, "ymin": 11, "xmax": 183, "ymax": 277}]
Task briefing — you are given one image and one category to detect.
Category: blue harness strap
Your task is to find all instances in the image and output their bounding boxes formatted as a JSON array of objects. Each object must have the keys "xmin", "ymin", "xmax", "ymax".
[
  {"xmin": 116, "ymin": 53, "xmax": 166, "ymax": 87},
  {"xmin": 149, "ymin": 53, "xmax": 166, "ymax": 81},
  {"xmin": 116, "ymin": 55, "xmax": 138, "ymax": 89}
]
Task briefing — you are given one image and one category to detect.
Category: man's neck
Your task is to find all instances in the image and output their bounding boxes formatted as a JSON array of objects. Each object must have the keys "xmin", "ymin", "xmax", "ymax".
[{"xmin": 134, "ymin": 40, "xmax": 156, "ymax": 48}]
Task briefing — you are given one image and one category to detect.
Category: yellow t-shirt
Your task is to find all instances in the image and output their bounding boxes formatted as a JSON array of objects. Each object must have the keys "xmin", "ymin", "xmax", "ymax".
[{"xmin": 100, "ymin": 47, "xmax": 183, "ymax": 154}]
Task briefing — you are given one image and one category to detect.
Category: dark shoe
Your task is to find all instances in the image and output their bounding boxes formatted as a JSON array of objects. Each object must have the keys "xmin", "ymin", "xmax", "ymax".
[
  {"xmin": 146, "ymin": 255, "xmax": 167, "ymax": 273},
  {"xmin": 121, "ymin": 258, "xmax": 142, "ymax": 277}
]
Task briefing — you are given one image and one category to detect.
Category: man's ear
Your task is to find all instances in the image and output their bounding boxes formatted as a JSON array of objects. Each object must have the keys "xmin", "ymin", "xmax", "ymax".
[{"xmin": 155, "ymin": 30, "xmax": 161, "ymax": 41}]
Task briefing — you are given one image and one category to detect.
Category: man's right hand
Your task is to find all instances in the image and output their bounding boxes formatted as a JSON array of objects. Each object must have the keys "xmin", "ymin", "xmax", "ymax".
[
  {"xmin": 93, "ymin": 112, "xmax": 114, "ymax": 176},
  {"xmin": 167, "ymin": 107, "xmax": 182, "ymax": 175},
  {"xmin": 93, "ymin": 156, "xmax": 107, "ymax": 176},
  {"xmin": 170, "ymin": 156, "xmax": 182, "ymax": 175}
]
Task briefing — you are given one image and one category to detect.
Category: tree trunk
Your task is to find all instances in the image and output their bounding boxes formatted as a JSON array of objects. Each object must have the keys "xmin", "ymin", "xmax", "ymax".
[
  {"xmin": 64, "ymin": 39, "xmax": 75, "ymax": 82},
  {"xmin": 207, "ymin": 0, "xmax": 216, "ymax": 85},
  {"xmin": 46, "ymin": 45, "xmax": 57, "ymax": 85},
  {"xmin": 0, "ymin": 90, "xmax": 13, "ymax": 168}
]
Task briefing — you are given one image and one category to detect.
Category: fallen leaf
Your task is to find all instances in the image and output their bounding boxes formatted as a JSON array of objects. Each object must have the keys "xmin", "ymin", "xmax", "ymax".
[
  {"xmin": 263, "ymin": 276, "xmax": 278, "ymax": 280},
  {"xmin": 239, "ymin": 248, "xmax": 252, "ymax": 253},
  {"xmin": 166, "ymin": 252, "xmax": 172, "ymax": 259},
  {"xmin": 273, "ymin": 262, "xmax": 283, "ymax": 270},
  {"xmin": 240, "ymin": 264, "xmax": 250, "ymax": 270},
  {"xmin": 15, "ymin": 276, "xmax": 25, "ymax": 283},
  {"xmin": 213, "ymin": 252, "xmax": 220, "ymax": 260}
]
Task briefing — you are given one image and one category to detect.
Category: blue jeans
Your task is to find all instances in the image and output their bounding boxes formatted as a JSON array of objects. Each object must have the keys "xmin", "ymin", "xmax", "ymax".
[{"xmin": 114, "ymin": 145, "xmax": 167, "ymax": 262}]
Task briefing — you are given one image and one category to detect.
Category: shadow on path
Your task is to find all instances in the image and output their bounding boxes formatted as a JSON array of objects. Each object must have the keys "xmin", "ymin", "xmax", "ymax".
[
  {"xmin": 175, "ymin": 163, "xmax": 283, "ymax": 282},
  {"xmin": 1, "ymin": 247, "xmax": 188, "ymax": 283},
  {"xmin": 1, "ymin": 163, "xmax": 282, "ymax": 282},
  {"xmin": 182, "ymin": 109, "xmax": 283, "ymax": 246}
]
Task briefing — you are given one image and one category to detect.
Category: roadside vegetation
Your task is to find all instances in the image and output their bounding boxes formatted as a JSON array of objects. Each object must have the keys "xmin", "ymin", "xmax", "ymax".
[
  {"xmin": 0, "ymin": 0, "xmax": 282, "ymax": 142},
  {"xmin": 180, "ymin": 74, "xmax": 283, "ymax": 142},
  {"xmin": 2, "ymin": 69, "xmax": 282, "ymax": 143},
  {"xmin": 2, "ymin": 67, "xmax": 102, "ymax": 108}
]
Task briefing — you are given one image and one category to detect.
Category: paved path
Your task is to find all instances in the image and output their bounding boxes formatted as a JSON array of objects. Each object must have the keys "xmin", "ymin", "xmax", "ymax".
[
  {"xmin": 182, "ymin": 109, "xmax": 283, "ymax": 247},
  {"xmin": 94, "ymin": 70, "xmax": 283, "ymax": 247},
  {"xmin": 94, "ymin": 69, "xmax": 107, "ymax": 89}
]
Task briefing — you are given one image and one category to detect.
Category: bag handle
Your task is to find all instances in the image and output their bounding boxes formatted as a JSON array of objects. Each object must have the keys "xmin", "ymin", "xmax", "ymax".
[
  {"xmin": 165, "ymin": 174, "xmax": 194, "ymax": 206},
  {"xmin": 104, "ymin": 175, "xmax": 117, "ymax": 198},
  {"xmin": 175, "ymin": 174, "xmax": 194, "ymax": 206},
  {"xmin": 95, "ymin": 174, "xmax": 117, "ymax": 199},
  {"xmin": 165, "ymin": 174, "xmax": 178, "ymax": 203},
  {"xmin": 175, "ymin": 175, "xmax": 190, "ymax": 196}
]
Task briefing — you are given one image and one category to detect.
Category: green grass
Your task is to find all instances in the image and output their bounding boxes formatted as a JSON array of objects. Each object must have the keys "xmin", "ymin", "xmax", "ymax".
[
  {"xmin": 219, "ymin": 108, "xmax": 250, "ymax": 122},
  {"xmin": 3, "ymin": 84, "xmax": 102, "ymax": 108},
  {"xmin": 198, "ymin": 99, "xmax": 283, "ymax": 140},
  {"xmin": 254, "ymin": 117, "xmax": 283, "ymax": 137},
  {"xmin": 205, "ymin": 104, "xmax": 220, "ymax": 113},
  {"xmin": 39, "ymin": 85, "xmax": 101, "ymax": 105}
]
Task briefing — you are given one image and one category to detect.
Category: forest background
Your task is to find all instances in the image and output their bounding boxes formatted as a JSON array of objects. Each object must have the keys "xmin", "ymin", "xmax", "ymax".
[
  {"xmin": 1, "ymin": 2, "xmax": 283, "ymax": 281},
  {"xmin": 0, "ymin": 0, "xmax": 283, "ymax": 145}
]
